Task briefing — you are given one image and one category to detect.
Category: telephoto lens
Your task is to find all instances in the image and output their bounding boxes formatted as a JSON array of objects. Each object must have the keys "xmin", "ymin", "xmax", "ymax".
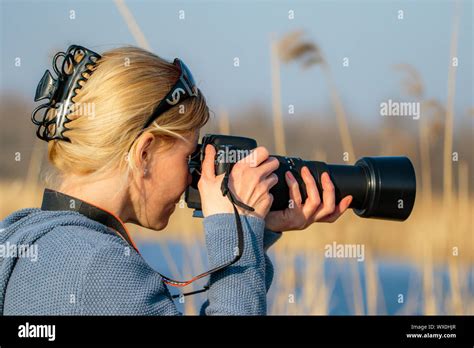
[
  {"xmin": 185, "ymin": 134, "xmax": 416, "ymax": 221},
  {"xmin": 269, "ymin": 156, "xmax": 416, "ymax": 221}
]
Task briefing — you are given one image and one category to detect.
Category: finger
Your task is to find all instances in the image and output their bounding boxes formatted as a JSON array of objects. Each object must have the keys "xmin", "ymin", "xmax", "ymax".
[
  {"xmin": 258, "ymin": 173, "xmax": 279, "ymax": 196},
  {"xmin": 238, "ymin": 146, "xmax": 269, "ymax": 168},
  {"xmin": 300, "ymin": 166, "xmax": 320, "ymax": 217},
  {"xmin": 314, "ymin": 172, "xmax": 336, "ymax": 219},
  {"xmin": 286, "ymin": 171, "xmax": 302, "ymax": 207},
  {"xmin": 201, "ymin": 144, "xmax": 216, "ymax": 179},
  {"xmin": 320, "ymin": 195, "xmax": 352, "ymax": 223},
  {"xmin": 255, "ymin": 156, "xmax": 280, "ymax": 177},
  {"xmin": 252, "ymin": 174, "xmax": 278, "ymax": 204}
]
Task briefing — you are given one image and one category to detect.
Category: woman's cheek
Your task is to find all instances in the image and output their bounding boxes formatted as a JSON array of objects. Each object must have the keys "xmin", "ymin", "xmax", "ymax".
[{"xmin": 181, "ymin": 161, "xmax": 191, "ymax": 189}]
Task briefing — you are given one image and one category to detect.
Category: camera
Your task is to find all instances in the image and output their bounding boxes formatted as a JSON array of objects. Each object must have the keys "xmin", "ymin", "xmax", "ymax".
[{"xmin": 185, "ymin": 134, "xmax": 416, "ymax": 221}]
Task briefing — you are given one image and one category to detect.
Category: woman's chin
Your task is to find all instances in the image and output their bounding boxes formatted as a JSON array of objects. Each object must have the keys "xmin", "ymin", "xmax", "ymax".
[
  {"xmin": 152, "ymin": 219, "xmax": 169, "ymax": 231},
  {"xmin": 141, "ymin": 203, "xmax": 176, "ymax": 231},
  {"xmin": 153, "ymin": 206, "xmax": 175, "ymax": 230}
]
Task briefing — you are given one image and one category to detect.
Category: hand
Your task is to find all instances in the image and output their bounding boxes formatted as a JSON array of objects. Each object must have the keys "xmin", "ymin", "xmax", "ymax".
[
  {"xmin": 198, "ymin": 144, "xmax": 280, "ymax": 219},
  {"xmin": 265, "ymin": 168, "xmax": 353, "ymax": 232}
]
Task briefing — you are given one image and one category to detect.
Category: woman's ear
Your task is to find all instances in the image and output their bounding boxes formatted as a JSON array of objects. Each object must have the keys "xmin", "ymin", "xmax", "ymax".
[{"xmin": 134, "ymin": 132, "xmax": 156, "ymax": 170}]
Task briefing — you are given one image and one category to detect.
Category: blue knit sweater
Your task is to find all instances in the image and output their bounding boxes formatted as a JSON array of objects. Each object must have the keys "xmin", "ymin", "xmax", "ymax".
[{"xmin": 0, "ymin": 208, "xmax": 281, "ymax": 315}]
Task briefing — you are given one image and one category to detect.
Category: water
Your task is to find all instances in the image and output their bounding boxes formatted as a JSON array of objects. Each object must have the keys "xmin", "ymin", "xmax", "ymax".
[{"xmin": 137, "ymin": 241, "xmax": 474, "ymax": 315}]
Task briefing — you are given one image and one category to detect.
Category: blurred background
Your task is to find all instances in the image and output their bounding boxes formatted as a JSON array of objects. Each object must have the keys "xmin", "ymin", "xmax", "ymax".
[{"xmin": 0, "ymin": 0, "xmax": 472, "ymax": 314}]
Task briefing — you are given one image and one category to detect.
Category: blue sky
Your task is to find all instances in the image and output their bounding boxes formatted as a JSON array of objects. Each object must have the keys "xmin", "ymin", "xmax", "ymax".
[{"xmin": 1, "ymin": 0, "xmax": 472, "ymax": 125}]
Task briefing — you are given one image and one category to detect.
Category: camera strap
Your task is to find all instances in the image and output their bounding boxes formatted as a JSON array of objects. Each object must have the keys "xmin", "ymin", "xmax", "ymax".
[
  {"xmin": 160, "ymin": 163, "xmax": 254, "ymax": 296},
  {"xmin": 220, "ymin": 163, "xmax": 255, "ymax": 212},
  {"xmin": 41, "ymin": 188, "xmax": 139, "ymax": 251},
  {"xmin": 40, "ymin": 182, "xmax": 253, "ymax": 300}
]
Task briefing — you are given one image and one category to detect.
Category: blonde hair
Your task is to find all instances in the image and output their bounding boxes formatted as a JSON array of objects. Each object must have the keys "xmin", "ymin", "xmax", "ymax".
[{"xmin": 45, "ymin": 46, "xmax": 209, "ymax": 188}]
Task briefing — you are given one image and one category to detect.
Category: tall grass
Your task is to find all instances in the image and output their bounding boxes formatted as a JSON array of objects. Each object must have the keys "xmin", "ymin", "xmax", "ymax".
[
  {"xmin": 218, "ymin": 108, "xmax": 230, "ymax": 135},
  {"xmin": 274, "ymin": 30, "xmax": 355, "ymax": 160},
  {"xmin": 270, "ymin": 34, "xmax": 287, "ymax": 155},
  {"xmin": 442, "ymin": 1, "xmax": 461, "ymax": 213}
]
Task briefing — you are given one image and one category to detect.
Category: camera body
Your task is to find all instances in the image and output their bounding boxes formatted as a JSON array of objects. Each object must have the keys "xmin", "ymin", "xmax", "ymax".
[{"xmin": 185, "ymin": 134, "xmax": 416, "ymax": 221}]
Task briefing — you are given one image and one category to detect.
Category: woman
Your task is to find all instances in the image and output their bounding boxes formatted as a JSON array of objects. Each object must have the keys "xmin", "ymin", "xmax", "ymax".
[{"xmin": 0, "ymin": 45, "xmax": 352, "ymax": 315}]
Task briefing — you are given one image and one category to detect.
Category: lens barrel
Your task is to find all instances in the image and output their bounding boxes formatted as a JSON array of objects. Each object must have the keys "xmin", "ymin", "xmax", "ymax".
[{"xmin": 270, "ymin": 156, "xmax": 416, "ymax": 221}]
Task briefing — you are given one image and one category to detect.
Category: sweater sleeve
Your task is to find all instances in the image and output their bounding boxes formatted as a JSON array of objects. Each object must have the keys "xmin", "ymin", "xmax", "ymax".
[
  {"xmin": 79, "ymin": 244, "xmax": 180, "ymax": 315},
  {"xmin": 199, "ymin": 213, "xmax": 280, "ymax": 315},
  {"xmin": 80, "ymin": 217, "xmax": 282, "ymax": 316},
  {"xmin": 263, "ymin": 228, "xmax": 282, "ymax": 292},
  {"xmin": 263, "ymin": 228, "xmax": 282, "ymax": 252}
]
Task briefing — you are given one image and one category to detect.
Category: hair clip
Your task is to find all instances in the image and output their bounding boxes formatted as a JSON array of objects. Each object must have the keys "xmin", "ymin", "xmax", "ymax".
[{"xmin": 31, "ymin": 45, "xmax": 101, "ymax": 142}]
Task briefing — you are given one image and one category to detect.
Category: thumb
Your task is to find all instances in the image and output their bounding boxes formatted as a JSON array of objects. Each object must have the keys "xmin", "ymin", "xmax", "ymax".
[
  {"xmin": 264, "ymin": 210, "xmax": 284, "ymax": 232},
  {"xmin": 201, "ymin": 144, "xmax": 216, "ymax": 179}
]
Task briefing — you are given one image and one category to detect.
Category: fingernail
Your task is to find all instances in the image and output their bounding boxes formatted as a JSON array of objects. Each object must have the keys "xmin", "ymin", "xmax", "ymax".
[
  {"xmin": 322, "ymin": 172, "xmax": 328, "ymax": 183},
  {"xmin": 346, "ymin": 196, "xmax": 353, "ymax": 206},
  {"xmin": 286, "ymin": 171, "xmax": 295, "ymax": 182}
]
